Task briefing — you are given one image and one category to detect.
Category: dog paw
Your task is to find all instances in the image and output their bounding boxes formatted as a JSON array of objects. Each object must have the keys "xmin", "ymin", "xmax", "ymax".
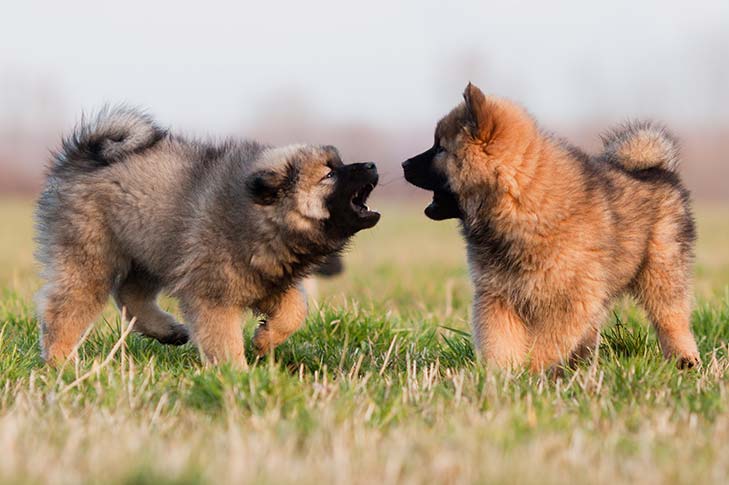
[
  {"xmin": 677, "ymin": 353, "xmax": 701, "ymax": 370},
  {"xmin": 252, "ymin": 322, "xmax": 273, "ymax": 356},
  {"xmin": 155, "ymin": 325, "xmax": 190, "ymax": 346}
]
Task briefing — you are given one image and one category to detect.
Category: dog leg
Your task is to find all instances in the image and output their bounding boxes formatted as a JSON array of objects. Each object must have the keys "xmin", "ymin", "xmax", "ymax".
[
  {"xmin": 253, "ymin": 286, "xmax": 308, "ymax": 355},
  {"xmin": 568, "ymin": 325, "xmax": 601, "ymax": 367},
  {"xmin": 529, "ymin": 306, "xmax": 605, "ymax": 373},
  {"xmin": 39, "ymin": 260, "xmax": 114, "ymax": 364},
  {"xmin": 630, "ymin": 212, "xmax": 700, "ymax": 368},
  {"xmin": 113, "ymin": 265, "xmax": 189, "ymax": 345},
  {"xmin": 182, "ymin": 299, "xmax": 244, "ymax": 365},
  {"xmin": 632, "ymin": 262, "xmax": 700, "ymax": 369},
  {"xmin": 472, "ymin": 294, "xmax": 529, "ymax": 368}
]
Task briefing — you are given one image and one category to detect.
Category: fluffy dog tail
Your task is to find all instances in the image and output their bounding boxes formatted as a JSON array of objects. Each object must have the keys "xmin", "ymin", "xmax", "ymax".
[
  {"xmin": 601, "ymin": 121, "xmax": 680, "ymax": 172},
  {"xmin": 52, "ymin": 105, "xmax": 166, "ymax": 174}
]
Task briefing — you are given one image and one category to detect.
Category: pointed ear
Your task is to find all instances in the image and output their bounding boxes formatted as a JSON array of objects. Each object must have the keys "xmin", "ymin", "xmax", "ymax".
[
  {"xmin": 463, "ymin": 82, "xmax": 496, "ymax": 141},
  {"xmin": 247, "ymin": 169, "xmax": 284, "ymax": 205}
]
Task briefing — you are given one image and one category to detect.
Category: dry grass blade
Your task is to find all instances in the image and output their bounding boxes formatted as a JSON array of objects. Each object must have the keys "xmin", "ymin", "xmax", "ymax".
[
  {"xmin": 0, "ymin": 201, "xmax": 728, "ymax": 483},
  {"xmin": 58, "ymin": 316, "xmax": 137, "ymax": 396},
  {"xmin": 379, "ymin": 335, "xmax": 397, "ymax": 376}
]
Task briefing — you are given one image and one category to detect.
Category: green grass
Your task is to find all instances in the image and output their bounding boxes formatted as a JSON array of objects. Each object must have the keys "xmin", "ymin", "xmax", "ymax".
[{"xmin": 1, "ymin": 197, "xmax": 728, "ymax": 484}]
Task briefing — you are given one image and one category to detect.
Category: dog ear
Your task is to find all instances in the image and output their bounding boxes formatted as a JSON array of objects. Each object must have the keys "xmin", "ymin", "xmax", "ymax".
[
  {"xmin": 463, "ymin": 82, "xmax": 496, "ymax": 142},
  {"xmin": 247, "ymin": 169, "xmax": 284, "ymax": 205}
]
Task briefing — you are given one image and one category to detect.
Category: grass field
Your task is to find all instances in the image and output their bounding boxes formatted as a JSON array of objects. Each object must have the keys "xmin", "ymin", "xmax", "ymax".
[{"xmin": 1, "ymin": 196, "xmax": 728, "ymax": 484}]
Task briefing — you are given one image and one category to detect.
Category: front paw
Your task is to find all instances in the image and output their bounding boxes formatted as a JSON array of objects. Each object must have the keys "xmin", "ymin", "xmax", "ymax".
[
  {"xmin": 677, "ymin": 353, "xmax": 701, "ymax": 369},
  {"xmin": 252, "ymin": 321, "xmax": 274, "ymax": 356}
]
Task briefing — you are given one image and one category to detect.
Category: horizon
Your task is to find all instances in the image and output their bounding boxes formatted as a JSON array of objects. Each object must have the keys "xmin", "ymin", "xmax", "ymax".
[{"xmin": 1, "ymin": 0, "xmax": 727, "ymax": 133}]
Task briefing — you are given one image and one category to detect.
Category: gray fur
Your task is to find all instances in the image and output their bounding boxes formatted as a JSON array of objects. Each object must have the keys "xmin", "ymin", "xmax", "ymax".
[
  {"xmin": 35, "ymin": 107, "xmax": 379, "ymax": 364},
  {"xmin": 53, "ymin": 105, "xmax": 167, "ymax": 173}
]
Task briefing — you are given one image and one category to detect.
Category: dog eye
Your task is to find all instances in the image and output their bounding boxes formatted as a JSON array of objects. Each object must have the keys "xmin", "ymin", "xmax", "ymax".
[
  {"xmin": 436, "ymin": 145, "xmax": 446, "ymax": 154},
  {"xmin": 322, "ymin": 170, "xmax": 335, "ymax": 180}
]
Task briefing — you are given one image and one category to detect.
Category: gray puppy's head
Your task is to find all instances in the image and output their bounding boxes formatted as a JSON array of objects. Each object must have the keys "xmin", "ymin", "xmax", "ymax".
[{"xmin": 247, "ymin": 144, "xmax": 380, "ymax": 242}]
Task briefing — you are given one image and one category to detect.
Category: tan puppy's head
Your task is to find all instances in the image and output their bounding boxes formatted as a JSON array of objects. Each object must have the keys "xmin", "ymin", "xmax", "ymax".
[
  {"xmin": 248, "ymin": 144, "xmax": 380, "ymax": 239},
  {"xmin": 402, "ymin": 83, "xmax": 535, "ymax": 220}
]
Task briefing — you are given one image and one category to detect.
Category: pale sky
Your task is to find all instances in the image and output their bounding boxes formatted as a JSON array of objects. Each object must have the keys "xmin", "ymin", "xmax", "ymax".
[{"xmin": 1, "ymin": 0, "xmax": 728, "ymax": 133}]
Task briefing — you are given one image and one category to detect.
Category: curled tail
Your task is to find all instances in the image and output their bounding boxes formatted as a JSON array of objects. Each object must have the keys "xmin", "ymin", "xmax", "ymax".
[
  {"xmin": 52, "ymin": 105, "xmax": 166, "ymax": 175},
  {"xmin": 601, "ymin": 121, "xmax": 680, "ymax": 172}
]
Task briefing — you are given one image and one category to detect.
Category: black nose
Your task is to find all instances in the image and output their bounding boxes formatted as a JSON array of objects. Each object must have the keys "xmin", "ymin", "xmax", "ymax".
[{"xmin": 401, "ymin": 159, "xmax": 410, "ymax": 169}]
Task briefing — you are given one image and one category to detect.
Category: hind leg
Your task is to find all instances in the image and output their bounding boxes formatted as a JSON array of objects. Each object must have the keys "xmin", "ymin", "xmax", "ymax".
[
  {"xmin": 39, "ymin": 258, "xmax": 115, "ymax": 364},
  {"xmin": 631, "ymin": 211, "xmax": 700, "ymax": 368},
  {"xmin": 633, "ymin": 261, "xmax": 699, "ymax": 368},
  {"xmin": 113, "ymin": 265, "xmax": 189, "ymax": 345}
]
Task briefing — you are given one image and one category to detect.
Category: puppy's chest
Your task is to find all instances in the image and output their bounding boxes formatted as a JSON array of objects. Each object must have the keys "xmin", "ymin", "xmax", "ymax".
[
  {"xmin": 467, "ymin": 242, "xmax": 566, "ymax": 317},
  {"xmin": 246, "ymin": 244, "xmax": 314, "ymax": 291}
]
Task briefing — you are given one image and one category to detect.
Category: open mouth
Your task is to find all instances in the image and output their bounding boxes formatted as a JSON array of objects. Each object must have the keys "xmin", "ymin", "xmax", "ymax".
[
  {"xmin": 350, "ymin": 183, "xmax": 378, "ymax": 217},
  {"xmin": 424, "ymin": 188, "xmax": 462, "ymax": 221}
]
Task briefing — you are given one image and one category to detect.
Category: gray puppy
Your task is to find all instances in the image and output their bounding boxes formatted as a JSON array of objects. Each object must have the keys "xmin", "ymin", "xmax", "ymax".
[{"xmin": 36, "ymin": 107, "xmax": 380, "ymax": 365}]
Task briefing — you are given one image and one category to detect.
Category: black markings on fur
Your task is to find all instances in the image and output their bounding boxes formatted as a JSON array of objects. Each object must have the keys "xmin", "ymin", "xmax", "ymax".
[
  {"xmin": 282, "ymin": 161, "xmax": 300, "ymax": 194},
  {"xmin": 247, "ymin": 170, "xmax": 283, "ymax": 205},
  {"xmin": 462, "ymin": 216, "xmax": 522, "ymax": 276},
  {"xmin": 247, "ymin": 162, "xmax": 299, "ymax": 205},
  {"xmin": 677, "ymin": 190, "xmax": 697, "ymax": 255},
  {"xmin": 50, "ymin": 107, "xmax": 168, "ymax": 177},
  {"xmin": 314, "ymin": 253, "xmax": 344, "ymax": 277},
  {"xmin": 620, "ymin": 165, "xmax": 682, "ymax": 187},
  {"xmin": 601, "ymin": 120, "xmax": 680, "ymax": 172},
  {"xmin": 200, "ymin": 141, "xmax": 233, "ymax": 162}
]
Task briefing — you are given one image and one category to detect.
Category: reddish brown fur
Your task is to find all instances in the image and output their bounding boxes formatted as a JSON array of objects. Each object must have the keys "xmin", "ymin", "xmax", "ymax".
[{"xmin": 434, "ymin": 83, "xmax": 699, "ymax": 371}]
